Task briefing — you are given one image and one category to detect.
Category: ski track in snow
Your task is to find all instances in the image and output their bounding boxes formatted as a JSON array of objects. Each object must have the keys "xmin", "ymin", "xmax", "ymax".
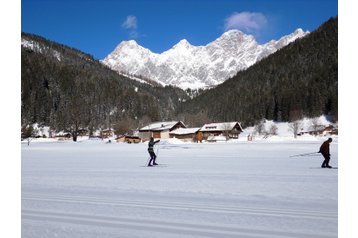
[
  {"xmin": 22, "ymin": 193, "xmax": 336, "ymax": 220},
  {"xmin": 22, "ymin": 211, "xmax": 334, "ymax": 238},
  {"xmin": 22, "ymin": 188, "xmax": 337, "ymax": 238},
  {"xmin": 22, "ymin": 140, "xmax": 338, "ymax": 238},
  {"xmin": 22, "ymin": 202, "xmax": 335, "ymax": 238}
]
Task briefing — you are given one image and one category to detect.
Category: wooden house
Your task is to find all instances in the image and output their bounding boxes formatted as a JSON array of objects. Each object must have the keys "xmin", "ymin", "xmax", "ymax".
[
  {"xmin": 199, "ymin": 122, "xmax": 243, "ymax": 140},
  {"xmin": 169, "ymin": 127, "xmax": 201, "ymax": 142},
  {"xmin": 139, "ymin": 121, "xmax": 186, "ymax": 140}
]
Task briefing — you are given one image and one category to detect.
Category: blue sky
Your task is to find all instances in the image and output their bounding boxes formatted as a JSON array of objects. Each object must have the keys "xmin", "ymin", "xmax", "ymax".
[{"xmin": 22, "ymin": 0, "xmax": 337, "ymax": 59}]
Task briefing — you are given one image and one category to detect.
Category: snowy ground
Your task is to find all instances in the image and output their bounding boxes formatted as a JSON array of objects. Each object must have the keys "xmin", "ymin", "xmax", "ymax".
[{"xmin": 22, "ymin": 138, "xmax": 338, "ymax": 238}]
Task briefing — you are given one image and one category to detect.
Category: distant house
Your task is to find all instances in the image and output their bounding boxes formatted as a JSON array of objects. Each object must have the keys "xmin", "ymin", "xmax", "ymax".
[
  {"xmin": 323, "ymin": 125, "xmax": 338, "ymax": 135},
  {"xmin": 200, "ymin": 122, "xmax": 244, "ymax": 140},
  {"xmin": 169, "ymin": 127, "xmax": 201, "ymax": 142},
  {"xmin": 298, "ymin": 124, "xmax": 338, "ymax": 136},
  {"xmin": 116, "ymin": 135, "xmax": 141, "ymax": 143},
  {"xmin": 139, "ymin": 121, "xmax": 186, "ymax": 140},
  {"xmin": 101, "ymin": 129, "xmax": 114, "ymax": 138},
  {"xmin": 77, "ymin": 129, "xmax": 89, "ymax": 137}
]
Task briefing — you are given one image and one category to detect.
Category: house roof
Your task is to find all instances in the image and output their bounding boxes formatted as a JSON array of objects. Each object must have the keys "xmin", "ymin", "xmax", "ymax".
[
  {"xmin": 139, "ymin": 121, "xmax": 185, "ymax": 132},
  {"xmin": 170, "ymin": 127, "xmax": 201, "ymax": 135},
  {"xmin": 200, "ymin": 122, "xmax": 243, "ymax": 132}
]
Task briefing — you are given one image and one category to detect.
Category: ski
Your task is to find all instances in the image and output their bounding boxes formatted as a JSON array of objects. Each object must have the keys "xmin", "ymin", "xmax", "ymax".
[
  {"xmin": 141, "ymin": 164, "xmax": 167, "ymax": 167},
  {"xmin": 310, "ymin": 167, "xmax": 338, "ymax": 169}
]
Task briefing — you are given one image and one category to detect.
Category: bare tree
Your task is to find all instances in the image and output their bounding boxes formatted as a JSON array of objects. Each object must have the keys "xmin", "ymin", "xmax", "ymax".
[
  {"xmin": 114, "ymin": 117, "xmax": 136, "ymax": 136},
  {"xmin": 268, "ymin": 124, "xmax": 278, "ymax": 136},
  {"xmin": 310, "ymin": 118, "xmax": 322, "ymax": 135},
  {"xmin": 254, "ymin": 120, "xmax": 265, "ymax": 135},
  {"xmin": 180, "ymin": 111, "xmax": 210, "ymax": 127},
  {"xmin": 288, "ymin": 120, "xmax": 302, "ymax": 138},
  {"xmin": 222, "ymin": 123, "xmax": 232, "ymax": 141},
  {"xmin": 21, "ymin": 125, "xmax": 38, "ymax": 146}
]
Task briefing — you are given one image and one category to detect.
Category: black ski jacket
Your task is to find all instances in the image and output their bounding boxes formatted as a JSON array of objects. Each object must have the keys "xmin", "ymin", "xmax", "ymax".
[{"xmin": 148, "ymin": 140, "xmax": 160, "ymax": 152}]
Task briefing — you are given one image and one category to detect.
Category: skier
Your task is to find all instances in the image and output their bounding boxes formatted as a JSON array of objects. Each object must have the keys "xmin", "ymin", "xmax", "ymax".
[
  {"xmin": 319, "ymin": 138, "xmax": 333, "ymax": 168},
  {"xmin": 147, "ymin": 137, "xmax": 160, "ymax": 166}
]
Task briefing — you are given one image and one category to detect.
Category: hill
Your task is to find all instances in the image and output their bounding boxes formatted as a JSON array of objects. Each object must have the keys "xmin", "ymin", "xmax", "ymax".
[
  {"xmin": 21, "ymin": 33, "xmax": 189, "ymax": 140},
  {"xmin": 178, "ymin": 17, "xmax": 338, "ymax": 127}
]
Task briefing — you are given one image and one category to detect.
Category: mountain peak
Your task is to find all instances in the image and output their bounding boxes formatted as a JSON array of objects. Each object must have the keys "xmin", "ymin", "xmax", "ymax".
[
  {"xmin": 103, "ymin": 29, "xmax": 309, "ymax": 90},
  {"xmin": 212, "ymin": 29, "xmax": 256, "ymax": 46},
  {"xmin": 173, "ymin": 39, "xmax": 193, "ymax": 49},
  {"xmin": 118, "ymin": 39, "xmax": 139, "ymax": 48},
  {"xmin": 222, "ymin": 29, "xmax": 245, "ymax": 36}
]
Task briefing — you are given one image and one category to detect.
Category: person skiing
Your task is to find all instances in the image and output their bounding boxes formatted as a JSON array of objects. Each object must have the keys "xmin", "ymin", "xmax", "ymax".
[
  {"xmin": 147, "ymin": 137, "xmax": 160, "ymax": 166},
  {"xmin": 319, "ymin": 138, "xmax": 333, "ymax": 168}
]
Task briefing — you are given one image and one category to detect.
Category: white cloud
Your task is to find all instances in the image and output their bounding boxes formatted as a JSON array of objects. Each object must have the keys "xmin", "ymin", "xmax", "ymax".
[
  {"xmin": 225, "ymin": 12, "xmax": 267, "ymax": 34},
  {"xmin": 122, "ymin": 15, "xmax": 137, "ymax": 29},
  {"xmin": 122, "ymin": 15, "xmax": 141, "ymax": 39}
]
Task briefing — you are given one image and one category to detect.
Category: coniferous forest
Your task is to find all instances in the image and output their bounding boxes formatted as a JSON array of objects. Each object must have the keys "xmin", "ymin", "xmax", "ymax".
[
  {"xmin": 21, "ymin": 17, "xmax": 337, "ymax": 136},
  {"xmin": 21, "ymin": 34, "xmax": 189, "ymax": 140},
  {"xmin": 179, "ymin": 17, "xmax": 338, "ymax": 126}
]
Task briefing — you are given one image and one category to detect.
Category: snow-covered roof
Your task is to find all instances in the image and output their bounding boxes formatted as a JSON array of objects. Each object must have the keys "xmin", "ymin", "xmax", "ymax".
[
  {"xmin": 139, "ymin": 121, "xmax": 185, "ymax": 132},
  {"xmin": 170, "ymin": 127, "xmax": 201, "ymax": 135},
  {"xmin": 200, "ymin": 122, "xmax": 243, "ymax": 132}
]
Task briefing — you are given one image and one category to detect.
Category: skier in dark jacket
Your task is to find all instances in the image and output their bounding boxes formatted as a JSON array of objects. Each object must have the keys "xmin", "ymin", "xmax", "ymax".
[
  {"xmin": 147, "ymin": 137, "xmax": 160, "ymax": 166},
  {"xmin": 319, "ymin": 138, "xmax": 333, "ymax": 168}
]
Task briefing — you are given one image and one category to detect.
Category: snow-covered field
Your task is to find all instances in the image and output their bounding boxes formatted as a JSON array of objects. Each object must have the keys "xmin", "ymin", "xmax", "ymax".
[{"xmin": 22, "ymin": 138, "xmax": 338, "ymax": 238}]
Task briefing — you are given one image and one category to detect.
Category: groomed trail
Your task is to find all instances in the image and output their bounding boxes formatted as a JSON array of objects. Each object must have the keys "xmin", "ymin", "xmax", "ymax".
[{"xmin": 22, "ymin": 140, "xmax": 338, "ymax": 238}]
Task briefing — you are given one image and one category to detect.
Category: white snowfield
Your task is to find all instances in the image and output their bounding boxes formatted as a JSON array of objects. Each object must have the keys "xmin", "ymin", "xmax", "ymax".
[{"xmin": 22, "ymin": 138, "xmax": 337, "ymax": 238}]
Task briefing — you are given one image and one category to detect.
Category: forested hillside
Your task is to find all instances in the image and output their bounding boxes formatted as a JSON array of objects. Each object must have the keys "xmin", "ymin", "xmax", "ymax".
[
  {"xmin": 21, "ymin": 33, "xmax": 189, "ymax": 140},
  {"xmin": 178, "ymin": 17, "xmax": 338, "ymax": 127},
  {"xmin": 22, "ymin": 17, "xmax": 337, "ymax": 138}
]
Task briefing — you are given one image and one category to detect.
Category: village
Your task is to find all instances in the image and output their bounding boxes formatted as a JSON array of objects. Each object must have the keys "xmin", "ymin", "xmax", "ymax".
[{"xmin": 22, "ymin": 117, "xmax": 338, "ymax": 144}]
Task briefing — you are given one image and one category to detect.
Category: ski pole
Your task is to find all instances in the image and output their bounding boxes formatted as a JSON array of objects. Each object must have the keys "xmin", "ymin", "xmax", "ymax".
[
  {"xmin": 289, "ymin": 152, "xmax": 319, "ymax": 158},
  {"xmin": 145, "ymin": 157, "xmax": 151, "ymax": 166},
  {"xmin": 156, "ymin": 144, "xmax": 160, "ymax": 158}
]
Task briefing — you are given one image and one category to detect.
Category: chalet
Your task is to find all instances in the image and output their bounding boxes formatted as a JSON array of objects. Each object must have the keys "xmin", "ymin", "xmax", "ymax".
[
  {"xmin": 139, "ymin": 121, "xmax": 186, "ymax": 140},
  {"xmin": 200, "ymin": 122, "xmax": 244, "ymax": 140},
  {"xmin": 169, "ymin": 127, "xmax": 201, "ymax": 142}
]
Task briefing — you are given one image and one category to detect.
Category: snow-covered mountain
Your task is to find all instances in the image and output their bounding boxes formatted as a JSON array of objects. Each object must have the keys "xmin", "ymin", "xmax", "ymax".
[{"xmin": 102, "ymin": 29, "xmax": 309, "ymax": 90}]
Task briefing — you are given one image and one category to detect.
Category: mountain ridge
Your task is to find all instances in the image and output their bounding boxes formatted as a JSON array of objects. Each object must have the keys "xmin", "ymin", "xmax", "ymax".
[{"xmin": 102, "ymin": 28, "xmax": 309, "ymax": 90}]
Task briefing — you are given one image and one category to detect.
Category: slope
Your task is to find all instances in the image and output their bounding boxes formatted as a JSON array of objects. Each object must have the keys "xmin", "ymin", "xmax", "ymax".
[
  {"xmin": 178, "ymin": 17, "xmax": 338, "ymax": 126},
  {"xmin": 21, "ymin": 33, "xmax": 189, "ymax": 138}
]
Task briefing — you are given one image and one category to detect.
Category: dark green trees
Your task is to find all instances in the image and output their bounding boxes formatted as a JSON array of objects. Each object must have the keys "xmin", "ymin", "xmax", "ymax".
[
  {"xmin": 21, "ymin": 33, "xmax": 189, "ymax": 140},
  {"xmin": 179, "ymin": 17, "xmax": 338, "ymax": 126}
]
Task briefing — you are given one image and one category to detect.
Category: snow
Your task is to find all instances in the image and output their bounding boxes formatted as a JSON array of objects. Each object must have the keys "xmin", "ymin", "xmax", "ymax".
[
  {"xmin": 102, "ymin": 29, "xmax": 309, "ymax": 90},
  {"xmin": 241, "ymin": 116, "xmax": 335, "ymax": 139},
  {"xmin": 201, "ymin": 122, "xmax": 243, "ymax": 132},
  {"xmin": 22, "ymin": 39, "xmax": 62, "ymax": 61},
  {"xmin": 22, "ymin": 136, "xmax": 337, "ymax": 238},
  {"xmin": 170, "ymin": 127, "xmax": 201, "ymax": 135},
  {"xmin": 139, "ymin": 121, "xmax": 183, "ymax": 131}
]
